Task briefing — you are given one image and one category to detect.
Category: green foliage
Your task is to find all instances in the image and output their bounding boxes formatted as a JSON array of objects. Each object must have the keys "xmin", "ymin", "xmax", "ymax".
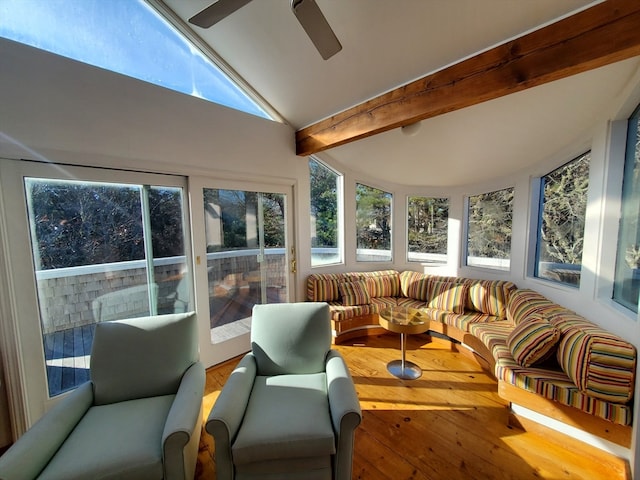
[
  {"xmin": 27, "ymin": 180, "xmax": 186, "ymax": 270},
  {"xmin": 539, "ymin": 153, "xmax": 590, "ymax": 264},
  {"xmin": 309, "ymin": 159, "xmax": 338, "ymax": 248},
  {"xmin": 407, "ymin": 197, "xmax": 448, "ymax": 255},
  {"xmin": 356, "ymin": 183, "xmax": 391, "ymax": 251},
  {"xmin": 467, "ymin": 188, "xmax": 513, "ymax": 259},
  {"xmin": 204, "ymin": 188, "xmax": 285, "ymax": 251}
]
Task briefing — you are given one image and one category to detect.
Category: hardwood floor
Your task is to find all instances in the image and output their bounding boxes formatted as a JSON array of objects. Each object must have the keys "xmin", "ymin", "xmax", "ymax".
[{"xmin": 196, "ymin": 333, "xmax": 629, "ymax": 480}]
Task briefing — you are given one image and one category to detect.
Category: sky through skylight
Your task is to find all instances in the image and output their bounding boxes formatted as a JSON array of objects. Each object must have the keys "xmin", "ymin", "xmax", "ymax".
[{"xmin": 0, "ymin": 0, "xmax": 272, "ymax": 120}]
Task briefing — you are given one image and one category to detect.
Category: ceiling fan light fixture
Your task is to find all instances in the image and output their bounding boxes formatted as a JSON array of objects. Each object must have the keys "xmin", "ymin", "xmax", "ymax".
[{"xmin": 401, "ymin": 121, "xmax": 422, "ymax": 137}]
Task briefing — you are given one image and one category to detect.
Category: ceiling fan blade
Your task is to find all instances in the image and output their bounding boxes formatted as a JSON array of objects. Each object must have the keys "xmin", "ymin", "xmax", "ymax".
[
  {"xmin": 291, "ymin": 0, "xmax": 342, "ymax": 60},
  {"xmin": 189, "ymin": 0, "xmax": 253, "ymax": 28}
]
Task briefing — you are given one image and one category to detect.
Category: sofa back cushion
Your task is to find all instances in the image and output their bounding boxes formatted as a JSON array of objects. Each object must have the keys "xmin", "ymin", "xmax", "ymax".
[
  {"xmin": 399, "ymin": 271, "xmax": 431, "ymax": 301},
  {"xmin": 361, "ymin": 270, "xmax": 400, "ymax": 297},
  {"xmin": 506, "ymin": 289, "xmax": 557, "ymax": 325},
  {"xmin": 426, "ymin": 281, "xmax": 469, "ymax": 314},
  {"xmin": 339, "ymin": 280, "xmax": 371, "ymax": 306},
  {"xmin": 467, "ymin": 280, "xmax": 516, "ymax": 318},
  {"xmin": 306, "ymin": 273, "xmax": 346, "ymax": 302},
  {"xmin": 507, "ymin": 315, "xmax": 560, "ymax": 367},
  {"xmin": 556, "ymin": 326, "xmax": 636, "ymax": 404}
]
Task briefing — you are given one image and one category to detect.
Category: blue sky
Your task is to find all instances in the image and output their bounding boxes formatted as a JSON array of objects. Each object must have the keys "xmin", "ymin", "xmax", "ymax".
[{"xmin": 0, "ymin": 0, "xmax": 270, "ymax": 119}]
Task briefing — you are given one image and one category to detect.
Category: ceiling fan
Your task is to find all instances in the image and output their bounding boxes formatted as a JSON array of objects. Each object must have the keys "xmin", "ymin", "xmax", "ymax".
[{"xmin": 188, "ymin": 0, "xmax": 342, "ymax": 60}]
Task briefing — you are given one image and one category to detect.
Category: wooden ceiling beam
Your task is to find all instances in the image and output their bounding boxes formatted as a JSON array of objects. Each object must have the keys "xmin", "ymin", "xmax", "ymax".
[{"xmin": 295, "ymin": 0, "xmax": 640, "ymax": 156}]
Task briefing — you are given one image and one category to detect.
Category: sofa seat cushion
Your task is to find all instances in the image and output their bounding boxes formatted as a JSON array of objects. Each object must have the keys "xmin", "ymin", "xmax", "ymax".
[
  {"xmin": 507, "ymin": 316, "xmax": 560, "ymax": 367},
  {"xmin": 396, "ymin": 297, "xmax": 427, "ymax": 309},
  {"xmin": 232, "ymin": 373, "xmax": 335, "ymax": 465},
  {"xmin": 428, "ymin": 310, "xmax": 501, "ymax": 332},
  {"xmin": 556, "ymin": 327, "xmax": 636, "ymax": 404},
  {"xmin": 496, "ymin": 358, "xmax": 633, "ymax": 426},
  {"xmin": 371, "ymin": 297, "xmax": 398, "ymax": 309},
  {"xmin": 468, "ymin": 321, "xmax": 513, "ymax": 359},
  {"xmin": 327, "ymin": 302, "xmax": 378, "ymax": 321},
  {"xmin": 38, "ymin": 394, "xmax": 174, "ymax": 480}
]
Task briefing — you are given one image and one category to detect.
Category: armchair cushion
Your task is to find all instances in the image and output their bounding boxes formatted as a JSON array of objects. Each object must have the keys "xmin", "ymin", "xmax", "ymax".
[
  {"xmin": 38, "ymin": 395, "xmax": 175, "ymax": 480},
  {"xmin": 91, "ymin": 312, "xmax": 198, "ymax": 405},
  {"xmin": 232, "ymin": 373, "xmax": 336, "ymax": 465}
]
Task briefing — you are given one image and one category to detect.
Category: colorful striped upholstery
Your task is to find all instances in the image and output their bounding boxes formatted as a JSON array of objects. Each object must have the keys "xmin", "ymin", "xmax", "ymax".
[
  {"xmin": 496, "ymin": 357, "xmax": 633, "ymax": 426},
  {"xmin": 360, "ymin": 270, "xmax": 401, "ymax": 297},
  {"xmin": 507, "ymin": 315, "xmax": 560, "ymax": 367},
  {"xmin": 427, "ymin": 310, "xmax": 498, "ymax": 332},
  {"xmin": 506, "ymin": 288, "xmax": 567, "ymax": 325},
  {"xmin": 426, "ymin": 281, "xmax": 469, "ymax": 314},
  {"xmin": 306, "ymin": 273, "xmax": 344, "ymax": 302},
  {"xmin": 338, "ymin": 280, "xmax": 371, "ymax": 306},
  {"xmin": 327, "ymin": 301, "xmax": 378, "ymax": 321},
  {"xmin": 399, "ymin": 270, "xmax": 431, "ymax": 301},
  {"xmin": 307, "ymin": 271, "xmax": 636, "ymax": 427},
  {"xmin": 467, "ymin": 280, "xmax": 516, "ymax": 318},
  {"xmin": 396, "ymin": 297, "xmax": 427, "ymax": 309},
  {"xmin": 556, "ymin": 327, "xmax": 636, "ymax": 404},
  {"xmin": 468, "ymin": 321, "xmax": 513, "ymax": 358}
]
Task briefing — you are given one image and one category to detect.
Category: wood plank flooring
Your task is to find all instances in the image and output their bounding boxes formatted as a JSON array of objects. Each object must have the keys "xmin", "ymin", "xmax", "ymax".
[{"xmin": 196, "ymin": 333, "xmax": 629, "ymax": 480}]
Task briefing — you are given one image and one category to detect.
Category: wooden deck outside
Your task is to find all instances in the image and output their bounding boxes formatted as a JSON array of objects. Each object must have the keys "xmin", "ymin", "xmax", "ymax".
[
  {"xmin": 197, "ymin": 333, "xmax": 630, "ymax": 480},
  {"xmin": 43, "ymin": 286, "xmax": 285, "ymax": 396}
]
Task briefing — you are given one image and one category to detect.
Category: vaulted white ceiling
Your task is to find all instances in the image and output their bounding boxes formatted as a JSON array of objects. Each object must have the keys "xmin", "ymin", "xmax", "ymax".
[{"xmin": 159, "ymin": 0, "xmax": 640, "ymax": 187}]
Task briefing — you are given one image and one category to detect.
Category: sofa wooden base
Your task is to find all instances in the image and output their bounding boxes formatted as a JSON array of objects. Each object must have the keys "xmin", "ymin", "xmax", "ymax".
[{"xmin": 499, "ymin": 381, "xmax": 632, "ymax": 449}]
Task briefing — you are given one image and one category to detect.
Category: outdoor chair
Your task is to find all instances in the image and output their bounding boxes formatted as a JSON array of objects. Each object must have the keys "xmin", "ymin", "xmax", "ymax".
[
  {"xmin": 206, "ymin": 302, "xmax": 362, "ymax": 480},
  {"xmin": 0, "ymin": 312, "xmax": 205, "ymax": 480}
]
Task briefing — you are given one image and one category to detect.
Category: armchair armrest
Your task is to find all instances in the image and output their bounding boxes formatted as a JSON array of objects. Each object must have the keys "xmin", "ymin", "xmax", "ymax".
[
  {"xmin": 162, "ymin": 361, "xmax": 206, "ymax": 480},
  {"xmin": 0, "ymin": 381, "xmax": 94, "ymax": 480},
  {"xmin": 205, "ymin": 353, "xmax": 256, "ymax": 480},
  {"xmin": 326, "ymin": 350, "xmax": 362, "ymax": 480}
]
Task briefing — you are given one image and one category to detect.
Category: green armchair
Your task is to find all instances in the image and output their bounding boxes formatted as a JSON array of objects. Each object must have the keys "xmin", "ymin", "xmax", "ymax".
[
  {"xmin": 206, "ymin": 302, "xmax": 362, "ymax": 480},
  {"xmin": 0, "ymin": 312, "xmax": 205, "ymax": 480}
]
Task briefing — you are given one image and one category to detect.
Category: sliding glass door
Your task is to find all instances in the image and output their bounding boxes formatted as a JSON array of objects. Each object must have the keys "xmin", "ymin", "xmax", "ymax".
[
  {"xmin": 0, "ymin": 159, "xmax": 191, "ymax": 429},
  {"xmin": 191, "ymin": 180, "xmax": 294, "ymax": 366}
]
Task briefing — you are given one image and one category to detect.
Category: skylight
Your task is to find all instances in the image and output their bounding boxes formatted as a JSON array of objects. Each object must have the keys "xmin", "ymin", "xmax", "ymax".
[{"xmin": 0, "ymin": 0, "xmax": 273, "ymax": 120}]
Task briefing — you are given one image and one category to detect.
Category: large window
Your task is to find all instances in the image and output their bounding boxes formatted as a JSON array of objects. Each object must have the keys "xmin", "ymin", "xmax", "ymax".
[
  {"xmin": 466, "ymin": 188, "xmax": 513, "ymax": 270},
  {"xmin": 309, "ymin": 158, "xmax": 342, "ymax": 267},
  {"xmin": 535, "ymin": 153, "xmax": 590, "ymax": 287},
  {"xmin": 0, "ymin": 0, "xmax": 271, "ymax": 119},
  {"xmin": 614, "ymin": 106, "xmax": 640, "ymax": 313},
  {"xmin": 407, "ymin": 196, "xmax": 448, "ymax": 263},
  {"xmin": 356, "ymin": 183, "xmax": 392, "ymax": 262},
  {"xmin": 24, "ymin": 178, "xmax": 190, "ymax": 396}
]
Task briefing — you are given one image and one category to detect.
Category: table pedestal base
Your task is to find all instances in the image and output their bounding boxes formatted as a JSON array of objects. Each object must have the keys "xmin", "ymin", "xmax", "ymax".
[
  {"xmin": 387, "ymin": 332, "xmax": 423, "ymax": 379},
  {"xmin": 387, "ymin": 359, "xmax": 422, "ymax": 379}
]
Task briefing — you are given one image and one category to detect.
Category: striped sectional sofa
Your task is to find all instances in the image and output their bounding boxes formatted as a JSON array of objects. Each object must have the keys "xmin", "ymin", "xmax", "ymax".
[{"xmin": 306, "ymin": 270, "xmax": 636, "ymax": 449}]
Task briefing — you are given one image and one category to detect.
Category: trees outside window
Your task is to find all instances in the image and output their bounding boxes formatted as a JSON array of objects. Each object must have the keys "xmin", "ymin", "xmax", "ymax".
[
  {"xmin": 535, "ymin": 153, "xmax": 590, "ymax": 287},
  {"xmin": 407, "ymin": 196, "xmax": 448, "ymax": 263},
  {"xmin": 309, "ymin": 158, "xmax": 342, "ymax": 266},
  {"xmin": 466, "ymin": 188, "xmax": 513, "ymax": 270},
  {"xmin": 356, "ymin": 183, "xmax": 392, "ymax": 262},
  {"xmin": 614, "ymin": 105, "xmax": 640, "ymax": 313}
]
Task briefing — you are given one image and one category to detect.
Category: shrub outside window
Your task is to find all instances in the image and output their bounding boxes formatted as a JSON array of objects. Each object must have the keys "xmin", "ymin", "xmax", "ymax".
[
  {"xmin": 466, "ymin": 188, "xmax": 513, "ymax": 270},
  {"xmin": 535, "ymin": 153, "xmax": 590, "ymax": 287},
  {"xmin": 613, "ymin": 105, "xmax": 640, "ymax": 313},
  {"xmin": 356, "ymin": 183, "xmax": 392, "ymax": 262},
  {"xmin": 407, "ymin": 196, "xmax": 448, "ymax": 263},
  {"xmin": 309, "ymin": 158, "xmax": 342, "ymax": 267}
]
